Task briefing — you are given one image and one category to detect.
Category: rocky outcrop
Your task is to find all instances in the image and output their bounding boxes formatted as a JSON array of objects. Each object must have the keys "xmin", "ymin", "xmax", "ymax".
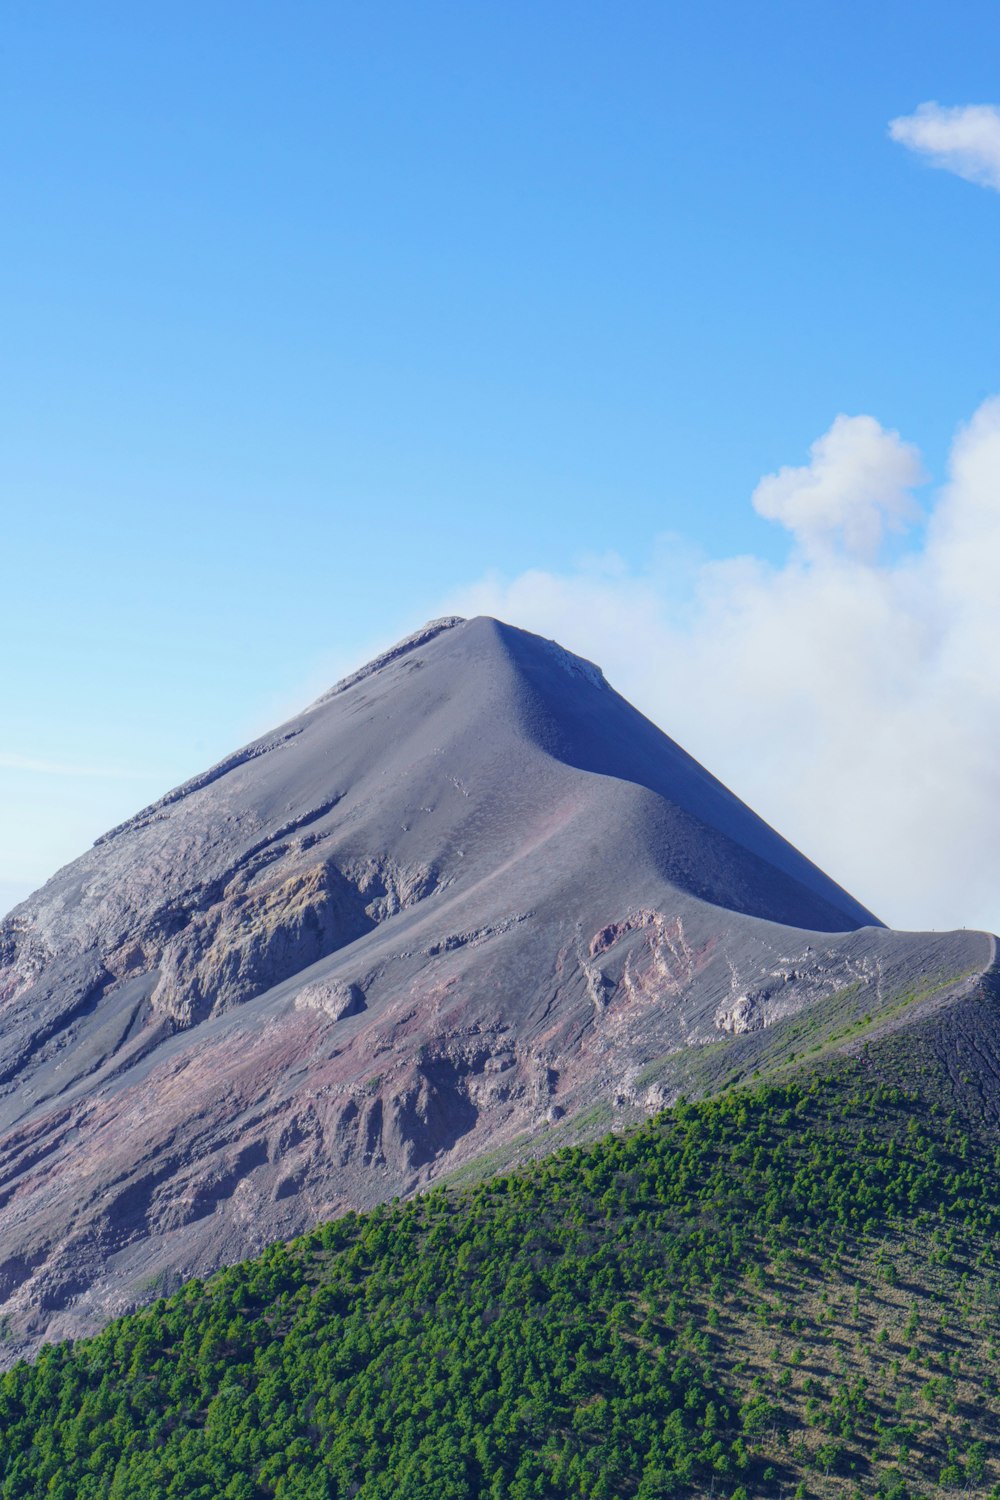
[
  {"xmin": 150, "ymin": 863, "xmax": 366, "ymax": 1025},
  {"xmin": 295, "ymin": 979, "xmax": 366, "ymax": 1021},
  {"xmin": 716, "ymin": 992, "xmax": 766, "ymax": 1035},
  {"xmin": 145, "ymin": 854, "xmax": 436, "ymax": 1028}
]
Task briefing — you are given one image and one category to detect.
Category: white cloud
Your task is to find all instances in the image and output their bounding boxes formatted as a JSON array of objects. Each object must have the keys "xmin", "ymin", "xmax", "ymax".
[
  {"xmin": 890, "ymin": 102, "xmax": 1000, "ymax": 191},
  {"xmin": 751, "ymin": 414, "xmax": 925, "ymax": 560},
  {"xmin": 447, "ymin": 401, "xmax": 1000, "ymax": 935}
]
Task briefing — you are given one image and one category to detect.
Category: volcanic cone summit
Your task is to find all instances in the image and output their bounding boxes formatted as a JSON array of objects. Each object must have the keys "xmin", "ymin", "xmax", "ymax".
[{"xmin": 0, "ymin": 616, "xmax": 990, "ymax": 1359}]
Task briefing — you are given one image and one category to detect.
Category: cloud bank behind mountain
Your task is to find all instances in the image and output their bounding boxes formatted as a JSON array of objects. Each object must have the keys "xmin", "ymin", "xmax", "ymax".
[{"xmin": 450, "ymin": 398, "xmax": 1000, "ymax": 934}]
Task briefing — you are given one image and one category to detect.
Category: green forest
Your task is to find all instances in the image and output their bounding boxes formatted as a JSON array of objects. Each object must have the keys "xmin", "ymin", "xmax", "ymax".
[{"xmin": 0, "ymin": 1053, "xmax": 998, "ymax": 1500}]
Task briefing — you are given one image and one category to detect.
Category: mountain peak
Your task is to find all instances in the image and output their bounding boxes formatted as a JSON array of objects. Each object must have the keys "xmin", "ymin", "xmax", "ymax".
[
  {"xmin": 310, "ymin": 615, "xmax": 467, "ymax": 708},
  {"xmin": 0, "ymin": 615, "xmax": 991, "ymax": 1362},
  {"xmin": 310, "ymin": 614, "xmax": 611, "ymax": 712}
]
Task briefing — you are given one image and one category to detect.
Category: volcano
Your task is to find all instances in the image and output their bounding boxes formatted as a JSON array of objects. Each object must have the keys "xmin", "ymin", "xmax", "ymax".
[{"xmin": 0, "ymin": 615, "xmax": 991, "ymax": 1358}]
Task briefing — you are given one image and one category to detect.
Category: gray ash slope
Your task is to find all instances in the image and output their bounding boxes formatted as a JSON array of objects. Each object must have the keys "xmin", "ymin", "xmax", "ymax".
[{"xmin": 0, "ymin": 615, "xmax": 993, "ymax": 1359}]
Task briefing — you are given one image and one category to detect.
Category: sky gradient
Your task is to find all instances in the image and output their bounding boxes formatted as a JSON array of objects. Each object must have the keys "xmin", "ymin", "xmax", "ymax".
[{"xmin": 3, "ymin": 2, "xmax": 1000, "ymax": 929}]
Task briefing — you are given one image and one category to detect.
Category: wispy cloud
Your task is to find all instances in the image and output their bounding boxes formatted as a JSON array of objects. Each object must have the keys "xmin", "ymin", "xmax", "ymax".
[
  {"xmin": 890, "ymin": 102, "xmax": 1000, "ymax": 192},
  {"xmin": 0, "ymin": 753, "xmax": 148, "ymax": 779},
  {"xmin": 447, "ymin": 398, "xmax": 1000, "ymax": 935}
]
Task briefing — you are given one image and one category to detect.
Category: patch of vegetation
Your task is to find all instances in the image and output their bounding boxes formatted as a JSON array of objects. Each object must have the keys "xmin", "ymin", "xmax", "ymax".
[
  {"xmin": 0, "ymin": 1060, "xmax": 998, "ymax": 1499},
  {"xmin": 629, "ymin": 968, "xmax": 979, "ymax": 1107}
]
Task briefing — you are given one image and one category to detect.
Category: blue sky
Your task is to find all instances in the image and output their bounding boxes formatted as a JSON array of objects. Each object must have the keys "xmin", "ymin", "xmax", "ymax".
[{"xmin": 3, "ymin": 1, "xmax": 1000, "ymax": 927}]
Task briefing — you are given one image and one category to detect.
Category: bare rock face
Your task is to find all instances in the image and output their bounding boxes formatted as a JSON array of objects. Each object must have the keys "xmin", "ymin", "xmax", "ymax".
[
  {"xmin": 295, "ymin": 979, "xmax": 366, "ymax": 1021},
  {"xmin": 0, "ymin": 614, "xmax": 994, "ymax": 1362},
  {"xmin": 150, "ymin": 863, "xmax": 361, "ymax": 1025},
  {"xmin": 716, "ymin": 993, "xmax": 766, "ymax": 1035}
]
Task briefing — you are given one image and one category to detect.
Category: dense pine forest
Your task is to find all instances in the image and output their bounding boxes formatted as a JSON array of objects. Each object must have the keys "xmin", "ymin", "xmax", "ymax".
[{"xmin": 0, "ymin": 1040, "xmax": 998, "ymax": 1500}]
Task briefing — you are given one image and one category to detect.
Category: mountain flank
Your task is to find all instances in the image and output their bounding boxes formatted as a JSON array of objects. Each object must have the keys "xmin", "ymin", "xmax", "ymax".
[
  {"xmin": 0, "ymin": 615, "xmax": 994, "ymax": 1362},
  {"xmin": 0, "ymin": 1014, "xmax": 998, "ymax": 1498}
]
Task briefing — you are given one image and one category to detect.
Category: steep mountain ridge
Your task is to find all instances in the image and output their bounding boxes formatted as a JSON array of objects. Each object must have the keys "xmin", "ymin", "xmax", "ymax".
[{"xmin": 0, "ymin": 616, "xmax": 991, "ymax": 1360}]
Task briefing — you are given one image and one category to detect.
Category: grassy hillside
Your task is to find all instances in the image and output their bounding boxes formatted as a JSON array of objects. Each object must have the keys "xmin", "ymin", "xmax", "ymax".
[{"xmin": 0, "ymin": 1037, "xmax": 998, "ymax": 1499}]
